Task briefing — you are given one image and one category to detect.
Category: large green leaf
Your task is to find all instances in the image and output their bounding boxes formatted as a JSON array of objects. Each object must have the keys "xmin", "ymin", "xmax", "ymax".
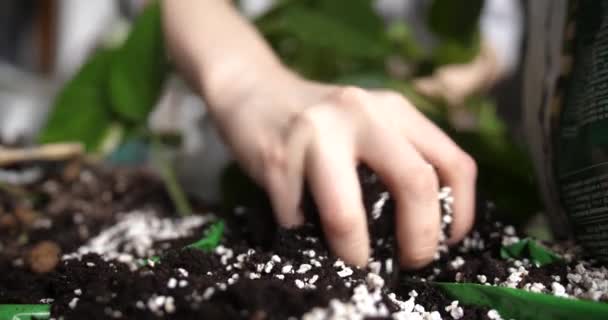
[
  {"xmin": 109, "ymin": 1, "xmax": 168, "ymax": 122},
  {"xmin": 0, "ymin": 304, "xmax": 49, "ymax": 320},
  {"xmin": 315, "ymin": 0, "xmax": 384, "ymax": 38},
  {"xmin": 438, "ymin": 282, "xmax": 608, "ymax": 320},
  {"xmin": 500, "ymin": 238, "xmax": 562, "ymax": 266},
  {"xmin": 38, "ymin": 50, "xmax": 115, "ymax": 151},
  {"xmin": 258, "ymin": 6, "xmax": 389, "ymax": 59}
]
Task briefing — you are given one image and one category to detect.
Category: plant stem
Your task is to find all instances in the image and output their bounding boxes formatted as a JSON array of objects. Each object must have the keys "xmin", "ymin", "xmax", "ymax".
[{"xmin": 151, "ymin": 137, "xmax": 193, "ymax": 216}]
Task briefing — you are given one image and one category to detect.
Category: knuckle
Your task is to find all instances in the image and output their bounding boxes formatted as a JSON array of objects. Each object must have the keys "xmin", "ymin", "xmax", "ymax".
[
  {"xmin": 288, "ymin": 111, "xmax": 322, "ymax": 141},
  {"xmin": 402, "ymin": 164, "xmax": 439, "ymax": 197},
  {"xmin": 330, "ymin": 86, "xmax": 368, "ymax": 107},
  {"xmin": 291, "ymin": 108, "xmax": 326, "ymax": 134},
  {"xmin": 259, "ymin": 139, "xmax": 287, "ymax": 174},
  {"xmin": 449, "ymin": 150, "xmax": 478, "ymax": 180},
  {"xmin": 290, "ymin": 110, "xmax": 316, "ymax": 131},
  {"xmin": 379, "ymin": 90, "xmax": 406, "ymax": 104}
]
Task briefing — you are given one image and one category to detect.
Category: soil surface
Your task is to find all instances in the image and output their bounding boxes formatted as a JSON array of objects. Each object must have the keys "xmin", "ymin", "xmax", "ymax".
[{"xmin": 0, "ymin": 161, "xmax": 605, "ymax": 319}]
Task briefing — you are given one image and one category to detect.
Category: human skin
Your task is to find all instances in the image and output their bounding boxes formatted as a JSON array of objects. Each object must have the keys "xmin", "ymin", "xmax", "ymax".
[
  {"xmin": 162, "ymin": 1, "xmax": 477, "ymax": 269},
  {"xmin": 413, "ymin": 41, "xmax": 502, "ymax": 107}
]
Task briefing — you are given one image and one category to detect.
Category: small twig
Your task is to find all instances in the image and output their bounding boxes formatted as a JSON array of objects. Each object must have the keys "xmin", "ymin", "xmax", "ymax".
[{"xmin": 0, "ymin": 143, "xmax": 84, "ymax": 166}]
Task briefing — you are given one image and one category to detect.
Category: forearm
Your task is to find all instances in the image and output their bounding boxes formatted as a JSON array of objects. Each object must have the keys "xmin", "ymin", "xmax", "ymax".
[{"xmin": 161, "ymin": 0, "xmax": 294, "ymax": 116}]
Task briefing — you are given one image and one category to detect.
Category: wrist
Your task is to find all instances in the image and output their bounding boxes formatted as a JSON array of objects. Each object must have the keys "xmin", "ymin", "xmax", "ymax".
[{"xmin": 200, "ymin": 61, "xmax": 295, "ymax": 113}]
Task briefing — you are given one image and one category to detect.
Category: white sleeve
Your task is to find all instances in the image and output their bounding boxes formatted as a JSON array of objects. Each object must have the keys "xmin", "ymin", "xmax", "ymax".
[{"xmin": 480, "ymin": 0, "xmax": 524, "ymax": 75}]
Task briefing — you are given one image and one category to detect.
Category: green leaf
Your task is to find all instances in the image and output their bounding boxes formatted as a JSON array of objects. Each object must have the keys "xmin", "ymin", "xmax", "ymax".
[
  {"xmin": 315, "ymin": 0, "xmax": 385, "ymax": 38},
  {"xmin": 432, "ymin": 34, "xmax": 481, "ymax": 65},
  {"xmin": 38, "ymin": 50, "xmax": 115, "ymax": 151},
  {"xmin": 438, "ymin": 282, "xmax": 608, "ymax": 320},
  {"xmin": 109, "ymin": 1, "xmax": 169, "ymax": 122},
  {"xmin": 428, "ymin": 0, "xmax": 483, "ymax": 43},
  {"xmin": 258, "ymin": 6, "xmax": 389, "ymax": 59},
  {"xmin": 387, "ymin": 22, "xmax": 425, "ymax": 62},
  {"xmin": 0, "ymin": 304, "xmax": 50, "ymax": 320},
  {"xmin": 138, "ymin": 220, "xmax": 224, "ymax": 267},
  {"xmin": 186, "ymin": 220, "xmax": 225, "ymax": 251},
  {"xmin": 427, "ymin": 0, "xmax": 483, "ymax": 65},
  {"xmin": 500, "ymin": 238, "xmax": 562, "ymax": 266}
]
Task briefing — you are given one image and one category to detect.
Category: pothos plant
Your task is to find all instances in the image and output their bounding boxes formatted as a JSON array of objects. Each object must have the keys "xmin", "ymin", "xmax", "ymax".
[{"xmin": 37, "ymin": 2, "xmax": 192, "ymax": 216}]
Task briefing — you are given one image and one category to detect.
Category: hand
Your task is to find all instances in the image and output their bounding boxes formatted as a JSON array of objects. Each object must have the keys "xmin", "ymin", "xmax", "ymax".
[
  {"xmin": 211, "ymin": 73, "xmax": 477, "ymax": 269},
  {"xmin": 413, "ymin": 63, "xmax": 485, "ymax": 107},
  {"xmin": 413, "ymin": 42, "xmax": 501, "ymax": 107}
]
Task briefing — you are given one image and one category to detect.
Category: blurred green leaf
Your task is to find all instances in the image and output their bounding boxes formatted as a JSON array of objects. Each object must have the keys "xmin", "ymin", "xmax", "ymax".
[
  {"xmin": 387, "ymin": 22, "xmax": 425, "ymax": 62},
  {"xmin": 428, "ymin": 0, "xmax": 483, "ymax": 43},
  {"xmin": 187, "ymin": 220, "xmax": 225, "ymax": 251},
  {"xmin": 432, "ymin": 34, "xmax": 481, "ymax": 65},
  {"xmin": 258, "ymin": 6, "xmax": 389, "ymax": 59},
  {"xmin": 109, "ymin": 1, "xmax": 168, "ymax": 122},
  {"xmin": 315, "ymin": 0, "xmax": 384, "ymax": 38},
  {"xmin": 139, "ymin": 220, "xmax": 224, "ymax": 267},
  {"xmin": 500, "ymin": 238, "xmax": 562, "ymax": 266},
  {"xmin": 38, "ymin": 49, "xmax": 115, "ymax": 151},
  {"xmin": 0, "ymin": 304, "xmax": 50, "ymax": 320},
  {"xmin": 335, "ymin": 72, "xmax": 392, "ymax": 88},
  {"xmin": 438, "ymin": 282, "xmax": 608, "ymax": 320},
  {"xmin": 428, "ymin": 0, "xmax": 483, "ymax": 65}
]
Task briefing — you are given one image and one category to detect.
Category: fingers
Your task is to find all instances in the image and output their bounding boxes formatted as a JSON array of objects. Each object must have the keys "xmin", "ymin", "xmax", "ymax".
[
  {"xmin": 359, "ymin": 132, "xmax": 441, "ymax": 269},
  {"xmin": 306, "ymin": 136, "xmax": 369, "ymax": 266},
  {"xmin": 401, "ymin": 105, "xmax": 477, "ymax": 244},
  {"xmin": 413, "ymin": 76, "xmax": 443, "ymax": 99},
  {"xmin": 263, "ymin": 116, "xmax": 313, "ymax": 228}
]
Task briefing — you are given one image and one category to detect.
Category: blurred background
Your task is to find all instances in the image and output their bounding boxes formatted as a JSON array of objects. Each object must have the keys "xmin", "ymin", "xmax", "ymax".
[{"xmin": 0, "ymin": 0, "xmax": 546, "ymax": 235}]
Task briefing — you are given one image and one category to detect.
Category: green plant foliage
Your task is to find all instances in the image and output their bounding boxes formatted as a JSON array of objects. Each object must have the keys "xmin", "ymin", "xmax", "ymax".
[
  {"xmin": 386, "ymin": 22, "xmax": 425, "ymax": 63},
  {"xmin": 500, "ymin": 238, "xmax": 563, "ymax": 266},
  {"xmin": 139, "ymin": 220, "xmax": 225, "ymax": 266},
  {"xmin": 0, "ymin": 304, "xmax": 50, "ymax": 320},
  {"xmin": 186, "ymin": 220, "xmax": 225, "ymax": 251},
  {"xmin": 38, "ymin": 50, "xmax": 115, "ymax": 151},
  {"xmin": 428, "ymin": 0, "xmax": 483, "ymax": 43},
  {"xmin": 438, "ymin": 282, "xmax": 608, "ymax": 320},
  {"xmin": 427, "ymin": 0, "xmax": 483, "ymax": 65},
  {"xmin": 432, "ymin": 35, "xmax": 481, "ymax": 66},
  {"xmin": 39, "ymin": 2, "xmax": 167, "ymax": 152},
  {"xmin": 109, "ymin": 1, "xmax": 168, "ymax": 122},
  {"xmin": 258, "ymin": 0, "xmax": 387, "ymax": 57},
  {"xmin": 256, "ymin": 0, "xmax": 390, "ymax": 81}
]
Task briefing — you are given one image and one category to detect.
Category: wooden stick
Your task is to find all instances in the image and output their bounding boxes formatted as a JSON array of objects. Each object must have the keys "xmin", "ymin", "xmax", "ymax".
[{"xmin": 0, "ymin": 143, "xmax": 84, "ymax": 166}]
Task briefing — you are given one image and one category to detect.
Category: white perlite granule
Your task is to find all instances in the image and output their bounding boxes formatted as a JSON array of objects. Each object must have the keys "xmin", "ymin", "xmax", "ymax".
[
  {"xmin": 564, "ymin": 262, "xmax": 608, "ymax": 301},
  {"xmin": 445, "ymin": 300, "xmax": 464, "ymax": 319},
  {"xmin": 68, "ymin": 297, "xmax": 79, "ymax": 309},
  {"xmin": 63, "ymin": 211, "xmax": 210, "ymax": 269},
  {"xmin": 487, "ymin": 309, "xmax": 503, "ymax": 320},
  {"xmin": 146, "ymin": 295, "xmax": 176, "ymax": 316},
  {"xmin": 371, "ymin": 191, "xmax": 390, "ymax": 220}
]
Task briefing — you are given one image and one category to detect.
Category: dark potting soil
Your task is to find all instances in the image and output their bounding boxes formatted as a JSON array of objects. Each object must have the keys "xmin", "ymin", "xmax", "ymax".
[
  {"xmin": 0, "ymin": 159, "xmax": 185, "ymax": 264},
  {"xmin": 0, "ymin": 162, "xmax": 594, "ymax": 319}
]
